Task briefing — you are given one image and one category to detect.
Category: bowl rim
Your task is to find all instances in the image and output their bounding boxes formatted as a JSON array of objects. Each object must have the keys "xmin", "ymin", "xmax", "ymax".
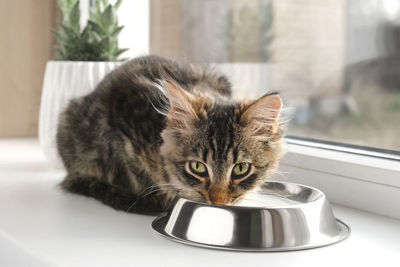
[{"xmin": 172, "ymin": 180, "xmax": 326, "ymax": 211}]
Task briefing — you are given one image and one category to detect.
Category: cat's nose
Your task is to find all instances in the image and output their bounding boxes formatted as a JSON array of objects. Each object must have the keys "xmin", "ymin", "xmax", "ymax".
[
  {"xmin": 209, "ymin": 190, "xmax": 232, "ymax": 205},
  {"xmin": 211, "ymin": 198, "xmax": 229, "ymax": 205}
]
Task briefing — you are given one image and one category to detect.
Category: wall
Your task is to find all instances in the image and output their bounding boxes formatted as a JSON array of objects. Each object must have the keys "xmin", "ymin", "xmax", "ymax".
[{"xmin": 0, "ymin": 0, "xmax": 55, "ymax": 137}]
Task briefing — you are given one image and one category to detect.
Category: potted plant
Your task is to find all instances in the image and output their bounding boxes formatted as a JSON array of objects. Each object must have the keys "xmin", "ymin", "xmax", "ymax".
[{"xmin": 39, "ymin": 0, "xmax": 127, "ymax": 167}]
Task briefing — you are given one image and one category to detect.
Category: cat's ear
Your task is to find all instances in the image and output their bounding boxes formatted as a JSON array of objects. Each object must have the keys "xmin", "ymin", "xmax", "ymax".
[
  {"xmin": 162, "ymin": 80, "xmax": 198, "ymax": 131},
  {"xmin": 240, "ymin": 93, "xmax": 282, "ymax": 139}
]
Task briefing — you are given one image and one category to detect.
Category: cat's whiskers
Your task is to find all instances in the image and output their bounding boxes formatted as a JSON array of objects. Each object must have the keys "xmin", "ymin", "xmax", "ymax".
[
  {"xmin": 138, "ymin": 182, "xmax": 188, "ymax": 195},
  {"xmin": 126, "ymin": 182, "xmax": 192, "ymax": 212},
  {"xmin": 140, "ymin": 184, "xmax": 186, "ymax": 197}
]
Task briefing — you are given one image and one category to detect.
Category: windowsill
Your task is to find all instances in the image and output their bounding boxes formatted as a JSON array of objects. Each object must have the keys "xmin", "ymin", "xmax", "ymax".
[{"xmin": 0, "ymin": 139, "xmax": 399, "ymax": 266}]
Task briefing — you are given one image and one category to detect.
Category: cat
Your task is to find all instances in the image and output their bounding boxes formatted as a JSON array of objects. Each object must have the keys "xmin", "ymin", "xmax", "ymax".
[{"xmin": 57, "ymin": 55, "xmax": 285, "ymax": 214}]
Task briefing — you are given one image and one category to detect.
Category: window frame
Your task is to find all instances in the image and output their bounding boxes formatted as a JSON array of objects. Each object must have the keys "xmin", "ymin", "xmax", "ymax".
[{"xmin": 278, "ymin": 137, "xmax": 400, "ymax": 219}]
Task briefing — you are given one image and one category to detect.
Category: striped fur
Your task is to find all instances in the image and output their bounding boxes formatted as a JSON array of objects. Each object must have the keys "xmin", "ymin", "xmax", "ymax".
[{"xmin": 57, "ymin": 55, "xmax": 285, "ymax": 213}]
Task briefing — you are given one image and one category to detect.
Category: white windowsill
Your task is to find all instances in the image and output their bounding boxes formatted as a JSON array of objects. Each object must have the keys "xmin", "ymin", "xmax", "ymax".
[{"xmin": 0, "ymin": 139, "xmax": 399, "ymax": 267}]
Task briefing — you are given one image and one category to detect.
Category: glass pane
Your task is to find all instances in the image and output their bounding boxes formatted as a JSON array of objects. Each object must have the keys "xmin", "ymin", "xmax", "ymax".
[{"xmin": 150, "ymin": 0, "xmax": 400, "ymax": 152}]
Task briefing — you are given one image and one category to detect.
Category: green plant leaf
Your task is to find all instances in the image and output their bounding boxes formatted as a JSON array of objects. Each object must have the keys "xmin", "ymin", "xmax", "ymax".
[
  {"xmin": 60, "ymin": 24, "xmax": 78, "ymax": 38},
  {"xmin": 110, "ymin": 25, "xmax": 124, "ymax": 37},
  {"xmin": 56, "ymin": 0, "xmax": 67, "ymax": 13},
  {"xmin": 114, "ymin": 48, "xmax": 128, "ymax": 57},
  {"xmin": 87, "ymin": 20, "xmax": 105, "ymax": 35},
  {"xmin": 51, "ymin": 29, "xmax": 64, "ymax": 42},
  {"xmin": 54, "ymin": 47, "xmax": 66, "ymax": 60},
  {"xmin": 93, "ymin": 0, "xmax": 101, "ymax": 21},
  {"xmin": 101, "ymin": 5, "xmax": 117, "ymax": 31},
  {"xmin": 115, "ymin": 0, "xmax": 123, "ymax": 10},
  {"xmin": 52, "ymin": 0, "xmax": 128, "ymax": 61},
  {"xmin": 67, "ymin": 0, "xmax": 79, "ymax": 9},
  {"xmin": 91, "ymin": 31, "xmax": 102, "ymax": 43},
  {"xmin": 68, "ymin": 1, "xmax": 81, "ymax": 32},
  {"xmin": 101, "ymin": 0, "xmax": 108, "ymax": 8},
  {"xmin": 56, "ymin": 0, "xmax": 79, "ymax": 19},
  {"xmin": 81, "ymin": 25, "xmax": 91, "ymax": 42},
  {"xmin": 99, "ymin": 36, "xmax": 111, "ymax": 51}
]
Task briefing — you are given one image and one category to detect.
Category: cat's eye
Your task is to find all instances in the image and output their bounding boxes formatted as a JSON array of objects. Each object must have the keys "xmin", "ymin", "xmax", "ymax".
[
  {"xmin": 232, "ymin": 162, "xmax": 251, "ymax": 179},
  {"xmin": 189, "ymin": 161, "xmax": 208, "ymax": 176}
]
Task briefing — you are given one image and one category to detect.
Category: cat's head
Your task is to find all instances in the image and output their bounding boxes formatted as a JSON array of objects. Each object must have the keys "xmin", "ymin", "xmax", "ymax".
[{"xmin": 159, "ymin": 80, "xmax": 285, "ymax": 205}]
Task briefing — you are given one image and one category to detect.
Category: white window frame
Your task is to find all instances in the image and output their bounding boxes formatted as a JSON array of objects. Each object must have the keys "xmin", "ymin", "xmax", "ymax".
[{"xmin": 278, "ymin": 137, "xmax": 400, "ymax": 219}]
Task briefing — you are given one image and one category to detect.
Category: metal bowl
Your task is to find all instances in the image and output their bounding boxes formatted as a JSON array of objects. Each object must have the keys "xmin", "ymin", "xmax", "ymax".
[{"xmin": 152, "ymin": 181, "xmax": 350, "ymax": 252}]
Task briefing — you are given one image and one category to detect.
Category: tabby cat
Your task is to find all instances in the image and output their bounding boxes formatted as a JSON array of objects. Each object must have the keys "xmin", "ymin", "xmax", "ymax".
[{"xmin": 57, "ymin": 55, "xmax": 285, "ymax": 214}]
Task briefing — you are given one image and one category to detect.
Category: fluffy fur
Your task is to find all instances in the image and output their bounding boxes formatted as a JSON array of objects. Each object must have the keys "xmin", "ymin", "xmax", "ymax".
[{"xmin": 57, "ymin": 55, "xmax": 285, "ymax": 214}]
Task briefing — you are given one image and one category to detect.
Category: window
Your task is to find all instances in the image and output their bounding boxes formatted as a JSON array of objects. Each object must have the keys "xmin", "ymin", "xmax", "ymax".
[
  {"xmin": 149, "ymin": 0, "xmax": 400, "ymax": 153},
  {"xmin": 147, "ymin": 0, "xmax": 400, "ymax": 219}
]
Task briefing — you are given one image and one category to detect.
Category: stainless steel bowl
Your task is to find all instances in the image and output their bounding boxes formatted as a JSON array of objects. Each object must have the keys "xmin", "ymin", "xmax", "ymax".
[{"xmin": 152, "ymin": 181, "xmax": 350, "ymax": 252}]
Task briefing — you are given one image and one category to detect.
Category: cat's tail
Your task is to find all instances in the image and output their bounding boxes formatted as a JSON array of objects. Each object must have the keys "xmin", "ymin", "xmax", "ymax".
[{"xmin": 60, "ymin": 175, "xmax": 165, "ymax": 215}]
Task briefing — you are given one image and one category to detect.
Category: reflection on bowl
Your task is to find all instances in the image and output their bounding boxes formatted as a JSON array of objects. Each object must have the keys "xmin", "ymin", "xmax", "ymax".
[{"xmin": 152, "ymin": 181, "xmax": 350, "ymax": 252}]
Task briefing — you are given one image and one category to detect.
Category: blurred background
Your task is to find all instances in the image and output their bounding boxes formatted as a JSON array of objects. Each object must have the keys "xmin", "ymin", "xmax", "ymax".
[{"xmin": 1, "ymin": 0, "xmax": 399, "ymax": 152}]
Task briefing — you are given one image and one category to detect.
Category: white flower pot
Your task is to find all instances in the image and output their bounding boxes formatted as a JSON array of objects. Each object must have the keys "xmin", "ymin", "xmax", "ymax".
[{"xmin": 39, "ymin": 61, "xmax": 122, "ymax": 168}]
